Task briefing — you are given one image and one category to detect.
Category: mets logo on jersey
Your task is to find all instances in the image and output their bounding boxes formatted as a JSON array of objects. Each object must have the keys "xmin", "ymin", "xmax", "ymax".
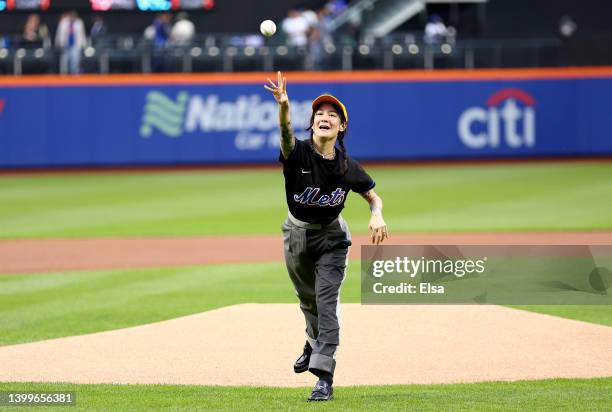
[
  {"xmin": 458, "ymin": 88, "xmax": 536, "ymax": 149},
  {"xmin": 294, "ymin": 187, "xmax": 346, "ymax": 207}
]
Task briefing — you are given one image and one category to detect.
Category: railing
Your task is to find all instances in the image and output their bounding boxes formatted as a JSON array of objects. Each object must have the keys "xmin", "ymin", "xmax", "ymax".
[
  {"xmin": 326, "ymin": 0, "xmax": 378, "ymax": 32},
  {"xmin": 0, "ymin": 33, "xmax": 588, "ymax": 75}
]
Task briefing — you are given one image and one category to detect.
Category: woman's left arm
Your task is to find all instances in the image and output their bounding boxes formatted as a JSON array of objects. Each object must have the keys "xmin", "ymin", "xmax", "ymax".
[{"xmin": 360, "ymin": 189, "xmax": 389, "ymax": 245}]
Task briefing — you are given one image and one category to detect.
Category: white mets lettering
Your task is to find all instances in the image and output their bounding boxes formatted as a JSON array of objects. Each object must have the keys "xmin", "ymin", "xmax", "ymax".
[{"xmin": 294, "ymin": 187, "xmax": 346, "ymax": 207}]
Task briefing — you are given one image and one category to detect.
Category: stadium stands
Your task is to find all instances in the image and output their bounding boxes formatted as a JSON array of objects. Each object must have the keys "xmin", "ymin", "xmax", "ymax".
[{"xmin": 0, "ymin": 0, "xmax": 610, "ymax": 74}]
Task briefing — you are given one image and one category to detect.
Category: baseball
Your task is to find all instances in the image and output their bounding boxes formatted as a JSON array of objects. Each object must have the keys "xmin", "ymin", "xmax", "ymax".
[{"xmin": 260, "ymin": 20, "xmax": 276, "ymax": 37}]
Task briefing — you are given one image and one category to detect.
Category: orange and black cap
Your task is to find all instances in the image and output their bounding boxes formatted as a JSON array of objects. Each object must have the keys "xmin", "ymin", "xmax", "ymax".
[{"xmin": 311, "ymin": 94, "xmax": 348, "ymax": 123}]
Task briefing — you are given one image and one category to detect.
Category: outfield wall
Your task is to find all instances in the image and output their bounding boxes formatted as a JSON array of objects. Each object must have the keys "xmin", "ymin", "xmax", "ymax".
[{"xmin": 0, "ymin": 68, "xmax": 611, "ymax": 167}]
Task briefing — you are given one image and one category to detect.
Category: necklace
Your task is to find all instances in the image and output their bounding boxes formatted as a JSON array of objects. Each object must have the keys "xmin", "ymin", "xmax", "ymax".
[{"xmin": 314, "ymin": 145, "xmax": 335, "ymax": 160}]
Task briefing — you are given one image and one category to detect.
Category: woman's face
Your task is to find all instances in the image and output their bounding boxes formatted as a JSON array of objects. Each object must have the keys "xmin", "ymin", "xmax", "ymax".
[{"xmin": 312, "ymin": 103, "xmax": 346, "ymax": 141}]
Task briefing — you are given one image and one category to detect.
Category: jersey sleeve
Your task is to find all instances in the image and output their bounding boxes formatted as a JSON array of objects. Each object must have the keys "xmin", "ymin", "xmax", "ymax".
[{"xmin": 350, "ymin": 161, "xmax": 376, "ymax": 193}]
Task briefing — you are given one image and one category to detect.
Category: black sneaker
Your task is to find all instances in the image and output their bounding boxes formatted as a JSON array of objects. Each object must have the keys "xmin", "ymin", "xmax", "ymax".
[
  {"xmin": 293, "ymin": 342, "xmax": 312, "ymax": 373},
  {"xmin": 307, "ymin": 379, "xmax": 333, "ymax": 401}
]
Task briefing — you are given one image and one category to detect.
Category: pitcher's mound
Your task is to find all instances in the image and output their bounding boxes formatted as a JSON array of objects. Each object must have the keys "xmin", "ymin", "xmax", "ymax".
[{"xmin": 1, "ymin": 304, "xmax": 611, "ymax": 386}]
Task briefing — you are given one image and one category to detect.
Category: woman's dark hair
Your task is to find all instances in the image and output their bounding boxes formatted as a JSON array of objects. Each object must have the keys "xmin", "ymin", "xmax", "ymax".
[{"xmin": 306, "ymin": 102, "xmax": 349, "ymax": 171}]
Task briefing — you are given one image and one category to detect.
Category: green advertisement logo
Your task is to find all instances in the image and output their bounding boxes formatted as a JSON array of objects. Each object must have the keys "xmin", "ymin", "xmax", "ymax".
[{"xmin": 140, "ymin": 91, "xmax": 189, "ymax": 138}]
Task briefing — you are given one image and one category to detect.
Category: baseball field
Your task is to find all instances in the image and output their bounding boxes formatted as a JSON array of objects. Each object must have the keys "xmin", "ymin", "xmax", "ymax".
[{"xmin": 1, "ymin": 161, "xmax": 612, "ymax": 410}]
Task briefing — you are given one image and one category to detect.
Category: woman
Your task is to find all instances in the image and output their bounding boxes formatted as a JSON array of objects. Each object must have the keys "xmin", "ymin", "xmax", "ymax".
[{"xmin": 264, "ymin": 72, "xmax": 388, "ymax": 401}]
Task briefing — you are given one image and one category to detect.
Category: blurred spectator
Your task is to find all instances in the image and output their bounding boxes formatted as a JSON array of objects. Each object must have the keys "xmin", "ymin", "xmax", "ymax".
[
  {"xmin": 153, "ymin": 13, "xmax": 171, "ymax": 48},
  {"xmin": 90, "ymin": 15, "xmax": 107, "ymax": 40},
  {"xmin": 559, "ymin": 15, "xmax": 577, "ymax": 38},
  {"xmin": 317, "ymin": 5, "xmax": 334, "ymax": 30},
  {"xmin": 424, "ymin": 14, "xmax": 448, "ymax": 44},
  {"xmin": 145, "ymin": 13, "xmax": 172, "ymax": 72},
  {"xmin": 170, "ymin": 12, "xmax": 195, "ymax": 45},
  {"xmin": 307, "ymin": 8, "xmax": 331, "ymax": 70},
  {"xmin": 22, "ymin": 14, "xmax": 50, "ymax": 48},
  {"xmin": 55, "ymin": 11, "xmax": 86, "ymax": 75},
  {"xmin": 302, "ymin": 8, "xmax": 319, "ymax": 28},
  {"xmin": 282, "ymin": 9, "xmax": 310, "ymax": 47},
  {"xmin": 145, "ymin": 14, "xmax": 171, "ymax": 46}
]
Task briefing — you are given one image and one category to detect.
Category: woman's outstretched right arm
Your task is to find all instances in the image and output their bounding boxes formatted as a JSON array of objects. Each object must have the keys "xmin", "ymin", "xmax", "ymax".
[{"xmin": 264, "ymin": 71, "xmax": 295, "ymax": 159}]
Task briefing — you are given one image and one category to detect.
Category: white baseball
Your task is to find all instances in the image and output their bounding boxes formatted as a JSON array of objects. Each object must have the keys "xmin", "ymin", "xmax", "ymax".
[{"xmin": 260, "ymin": 20, "xmax": 276, "ymax": 37}]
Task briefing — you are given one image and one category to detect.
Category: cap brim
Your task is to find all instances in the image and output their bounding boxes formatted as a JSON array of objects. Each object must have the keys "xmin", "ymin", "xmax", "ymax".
[{"xmin": 311, "ymin": 94, "xmax": 348, "ymax": 123}]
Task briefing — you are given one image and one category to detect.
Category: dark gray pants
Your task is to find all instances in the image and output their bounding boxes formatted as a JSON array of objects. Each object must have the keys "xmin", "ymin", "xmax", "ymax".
[{"xmin": 282, "ymin": 213, "xmax": 351, "ymax": 376}]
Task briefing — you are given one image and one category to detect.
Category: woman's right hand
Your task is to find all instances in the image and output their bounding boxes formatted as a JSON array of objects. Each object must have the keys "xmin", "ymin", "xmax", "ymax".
[
  {"xmin": 265, "ymin": 71, "xmax": 294, "ymax": 157},
  {"xmin": 264, "ymin": 71, "xmax": 289, "ymax": 106}
]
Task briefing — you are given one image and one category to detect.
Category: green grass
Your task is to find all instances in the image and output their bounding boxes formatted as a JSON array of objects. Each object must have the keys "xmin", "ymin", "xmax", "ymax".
[
  {"xmin": 0, "ymin": 262, "xmax": 299, "ymax": 346},
  {"xmin": 1, "ymin": 163, "xmax": 611, "ymax": 410},
  {"xmin": 1, "ymin": 263, "xmax": 611, "ymax": 347},
  {"xmin": 510, "ymin": 305, "xmax": 612, "ymax": 326},
  {"xmin": 0, "ymin": 379, "xmax": 610, "ymax": 411},
  {"xmin": 1, "ymin": 162, "xmax": 611, "ymax": 238}
]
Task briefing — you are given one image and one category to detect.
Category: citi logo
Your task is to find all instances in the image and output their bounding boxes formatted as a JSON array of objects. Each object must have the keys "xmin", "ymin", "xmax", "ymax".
[
  {"xmin": 458, "ymin": 89, "xmax": 535, "ymax": 149},
  {"xmin": 0, "ymin": 98, "xmax": 5, "ymax": 116}
]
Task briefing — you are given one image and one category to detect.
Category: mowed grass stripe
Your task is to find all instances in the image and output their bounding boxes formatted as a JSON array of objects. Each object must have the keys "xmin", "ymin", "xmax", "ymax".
[
  {"xmin": 0, "ymin": 262, "xmax": 319, "ymax": 346},
  {"xmin": 0, "ymin": 163, "xmax": 611, "ymax": 238},
  {"xmin": 1, "ymin": 263, "xmax": 611, "ymax": 347},
  {"xmin": 0, "ymin": 379, "xmax": 610, "ymax": 411},
  {"xmin": 0, "ymin": 171, "xmax": 286, "ymax": 238}
]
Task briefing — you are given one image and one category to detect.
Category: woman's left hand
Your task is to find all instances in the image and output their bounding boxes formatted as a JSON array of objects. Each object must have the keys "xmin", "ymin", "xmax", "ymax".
[{"xmin": 368, "ymin": 215, "xmax": 389, "ymax": 245}]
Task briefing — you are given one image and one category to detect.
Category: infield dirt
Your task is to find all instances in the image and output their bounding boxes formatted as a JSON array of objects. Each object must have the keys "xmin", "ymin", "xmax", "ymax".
[
  {"xmin": 1, "ymin": 303, "xmax": 612, "ymax": 386},
  {"xmin": 2, "ymin": 231, "xmax": 612, "ymax": 274}
]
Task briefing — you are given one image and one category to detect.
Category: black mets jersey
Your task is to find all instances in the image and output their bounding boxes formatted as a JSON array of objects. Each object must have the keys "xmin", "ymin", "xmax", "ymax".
[{"xmin": 280, "ymin": 138, "xmax": 375, "ymax": 225}]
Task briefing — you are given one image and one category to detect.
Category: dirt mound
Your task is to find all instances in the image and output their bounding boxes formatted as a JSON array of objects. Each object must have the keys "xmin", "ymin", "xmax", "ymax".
[{"xmin": 1, "ymin": 304, "xmax": 611, "ymax": 386}]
